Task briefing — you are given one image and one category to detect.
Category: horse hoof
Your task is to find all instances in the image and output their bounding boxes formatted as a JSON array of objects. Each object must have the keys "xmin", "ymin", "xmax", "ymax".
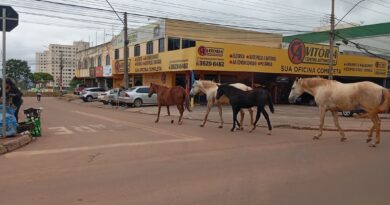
[
  {"xmin": 171, "ymin": 120, "xmax": 174, "ymax": 124},
  {"xmin": 267, "ymin": 131, "xmax": 271, "ymax": 135},
  {"xmin": 240, "ymin": 127, "xmax": 244, "ymax": 131},
  {"xmin": 230, "ymin": 128, "xmax": 235, "ymax": 132},
  {"xmin": 313, "ymin": 136, "xmax": 320, "ymax": 140},
  {"xmin": 340, "ymin": 137, "xmax": 347, "ymax": 142},
  {"xmin": 218, "ymin": 125, "xmax": 223, "ymax": 128},
  {"xmin": 178, "ymin": 122, "xmax": 183, "ymax": 125},
  {"xmin": 200, "ymin": 124, "xmax": 204, "ymax": 127},
  {"xmin": 155, "ymin": 120, "xmax": 159, "ymax": 123},
  {"xmin": 369, "ymin": 144, "xmax": 377, "ymax": 148},
  {"xmin": 366, "ymin": 138, "xmax": 372, "ymax": 143}
]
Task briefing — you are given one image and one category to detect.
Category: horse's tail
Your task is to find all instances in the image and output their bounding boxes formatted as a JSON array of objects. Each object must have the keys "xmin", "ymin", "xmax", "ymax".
[
  {"xmin": 364, "ymin": 88, "xmax": 390, "ymax": 117},
  {"xmin": 268, "ymin": 92, "xmax": 275, "ymax": 113},
  {"xmin": 378, "ymin": 88, "xmax": 390, "ymax": 113},
  {"xmin": 185, "ymin": 92, "xmax": 192, "ymax": 112}
]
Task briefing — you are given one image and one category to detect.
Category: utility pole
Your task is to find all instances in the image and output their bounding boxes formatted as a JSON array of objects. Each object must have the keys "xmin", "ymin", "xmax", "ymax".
[
  {"xmin": 2, "ymin": 8, "xmax": 7, "ymax": 138},
  {"xmin": 59, "ymin": 51, "xmax": 63, "ymax": 96},
  {"xmin": 123, "ymin": 12, "xmax": 129, "ymax": 89},
  {"xmin": 328, "ymin": 0, "xmax": 335, "ymax": 80},
  {"xmin": 104, "ymin": 0, "xmax": 128, "ymax": 88}
]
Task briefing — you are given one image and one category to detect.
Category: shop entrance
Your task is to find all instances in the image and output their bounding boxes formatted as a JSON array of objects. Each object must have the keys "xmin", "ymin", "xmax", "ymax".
[
  {"xmin": 175, "ymin": 74, "xmax": 186, "ymax": 88},
  {"xmin": 134, "ymin": 75, "xmax": 143, "ymax": 86}
]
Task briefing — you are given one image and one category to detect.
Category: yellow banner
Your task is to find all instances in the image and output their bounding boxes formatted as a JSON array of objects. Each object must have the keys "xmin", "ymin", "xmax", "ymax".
[
  {"xmin": 130, "ymin": 48, "xmax": 195, "ymax": 73},
  {"xmin": 194, "ymin": 41, "xmax": 387, "ymax": 78},
  {"xmin": 113, "ymin": 40, "xmax": 387, "ymax": 78}
]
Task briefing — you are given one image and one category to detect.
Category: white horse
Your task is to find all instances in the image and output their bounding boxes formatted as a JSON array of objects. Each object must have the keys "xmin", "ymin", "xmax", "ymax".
[
  {"xmin": 190, "ymin": 80, "xmax": 254, "ymax": 129},
  {"xmin": 289, "ymin": 77, "xmax": 390, "ymax": 147}
]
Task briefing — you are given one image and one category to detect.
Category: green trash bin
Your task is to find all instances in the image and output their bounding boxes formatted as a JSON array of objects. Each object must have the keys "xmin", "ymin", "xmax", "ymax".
[{"xmin": 23, "ymin": 108, "xmax": 42, "ymax": 137}]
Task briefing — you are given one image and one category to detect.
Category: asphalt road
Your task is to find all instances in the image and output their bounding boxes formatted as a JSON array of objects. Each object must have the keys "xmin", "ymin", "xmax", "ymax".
[{"xmin": 1, "ymin": 97, "xmax": 389, "ymax": 205}]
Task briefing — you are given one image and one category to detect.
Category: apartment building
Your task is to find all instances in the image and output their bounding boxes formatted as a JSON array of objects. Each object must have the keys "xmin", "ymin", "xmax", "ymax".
[{"xmin": 36, "ymin": 41, "xmax": 89, "ymax": 87}]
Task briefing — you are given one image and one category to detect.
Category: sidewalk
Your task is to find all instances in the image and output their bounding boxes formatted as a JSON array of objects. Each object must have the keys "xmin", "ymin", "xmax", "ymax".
[
  {"xmin": 0, "ymin": 133, "xmax": 33, "ymax": 154},
  {"xmin": 123, "ymin": 104, "xmax": 390, "ymax": 132}
]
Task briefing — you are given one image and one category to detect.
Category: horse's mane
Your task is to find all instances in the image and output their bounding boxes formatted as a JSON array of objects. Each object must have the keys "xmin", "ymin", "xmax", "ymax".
[
  {"xmin": 151, "ymin": 83, "xmax": 168, "ymax": 88},
  {"xmin": 198, "ymin": 80, "xmax": 218, "ymax": 89},
  {"xmin": 301, "ymin": 77, "xmax": 329, "ymax": 88},
  {"xmin": 219, "ymin": 83, "xmax": 243, "ymax": 91}
]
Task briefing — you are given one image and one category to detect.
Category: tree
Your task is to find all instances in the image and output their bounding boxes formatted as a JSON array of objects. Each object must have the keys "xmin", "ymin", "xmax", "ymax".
[
  {"xmin": 33, "ymin": 72, "xmax": 54, "ymax": 85},
  {"xmin": 6, "ymin": 59, "xmax": 33, "ymax": 89}
]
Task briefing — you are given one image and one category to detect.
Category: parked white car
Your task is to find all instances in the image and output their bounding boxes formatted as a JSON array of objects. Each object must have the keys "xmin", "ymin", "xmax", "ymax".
[
  {"xmin": 98, "ymin": 88, "xmax": 122, "ymax": 105},
  {"xmin": 118, "ymin": 86, "xmax": 158, "ymax": 107},
  {"xmin": 80, "ymin": 87, "xmax": 106, "ymax": 102}
]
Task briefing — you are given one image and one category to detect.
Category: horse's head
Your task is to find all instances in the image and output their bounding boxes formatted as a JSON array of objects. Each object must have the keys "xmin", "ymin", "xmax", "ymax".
[
  {"xmin": 216, "ymin": 85, "xmax": 226, "ymax": 100},
  {"xmin": 148, "ymin": 83, "xmax": 156, "ymax": 98},
  {"xmin": 189, "ymin": 80, "xmax": 200, "ymax": 97},
  {"xmin": 288, "ymin": 78, "xmax": 304, "ymax": 103}
]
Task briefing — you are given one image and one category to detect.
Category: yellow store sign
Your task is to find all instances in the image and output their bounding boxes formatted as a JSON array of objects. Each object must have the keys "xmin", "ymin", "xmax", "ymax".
[
  {"xmin": 194, "ymin": 40, "xmax": 387, "ymax": 78},
  {"xmin": 116, "ymin": 39, "xmax": 387, "ymax": 78}
]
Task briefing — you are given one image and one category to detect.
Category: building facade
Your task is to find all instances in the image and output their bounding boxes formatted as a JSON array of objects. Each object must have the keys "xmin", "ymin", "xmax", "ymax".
[
  {"xmin": 76, "ymin": 19, "xmax": 388, "ymax": 104},
  {"xmin": 75, "ymin": 42, "xmax": 113, "ymax": 89},
  {"xmin": 36, "ymin": 41, "xmax": 89, "ymax": 88}
]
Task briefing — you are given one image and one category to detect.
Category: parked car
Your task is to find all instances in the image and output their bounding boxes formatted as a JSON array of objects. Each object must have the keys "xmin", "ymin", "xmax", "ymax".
[
  {"xmin": 80, "ymin": 87, "xmax": 106, "ymax": 102},
  {"xmin": 118, "ymin": 86, "xmax": 158, "ymax": 107},
  {"xmin": 341, "ymin": 109, "xmax": 365, "ymax": 117},
  {"xmin": 294, "ymin": 93, "xmax": 316, "ymax": 106},
  {"xmin": 74, "ymin": 84, "xmax": 86, "ymax": 95},
  {"xmin": 98, "ymin": 88, "xmax": 122, "ymax": 105}
]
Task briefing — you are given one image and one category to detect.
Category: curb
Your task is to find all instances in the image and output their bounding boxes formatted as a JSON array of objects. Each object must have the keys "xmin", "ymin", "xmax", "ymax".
[
  {"xmin": 0, "ymin": 133, "xmax": 33, "ymax": 155},
  {"xmin": 125, "ymin": 109, "xmax": 390, "ymax": 132}
]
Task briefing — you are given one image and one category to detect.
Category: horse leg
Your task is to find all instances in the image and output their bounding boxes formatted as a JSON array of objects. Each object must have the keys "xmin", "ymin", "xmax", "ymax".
[
  {"xmin": 177, "ymin": 105, "xmax": 184, "ymax": 125},
  {"xmin": 155, "ymin": 105, "xmax": 161, "ymax": 123},
  {"xmin": 238, "ymin": 109, "xmax": 245, "ymax": 130},
  {"xmin": 250, "ymin": 108, "xmax": 262, "ymax": 133},
  {"xmin": 167, "ymin": 106, "xmax": 170, "ymax": 116},
  {"xmin": 201, "ymin": 102, "xmax": 212, "ymax": 127},
  {"xmin": 231, "ymin": 107, "xmax": 239, "ymax": 132},
  {"xmin": 367, "ymin": 115, "xmax": 376, "ymax": 143},
  {"xmin": 370, "ymin": 114, "xmax": 381, "ymax": 147},
  {"xmin": 218, "ymin": 104, "xmax": 224, "ymax": 128},
  {"xmin": 331, "ymin": 111, "xmax": 346, "ymax": 142},
  {"xmin": 249, "ymin": 107, "xmax": 254, "ymax": 127},
  {"xmin": 314, "ymin": 106, "xmax": 326, "ymax": 140},
  {"xmin": 262, "ymin": 109, "xmax": 272, "ymax": 135}
]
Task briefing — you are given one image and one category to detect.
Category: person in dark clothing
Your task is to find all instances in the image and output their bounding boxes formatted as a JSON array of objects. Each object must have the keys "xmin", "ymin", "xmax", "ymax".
[{"xmin": 1, "ymin": 78, "xmax": 23, "ymax": 122}]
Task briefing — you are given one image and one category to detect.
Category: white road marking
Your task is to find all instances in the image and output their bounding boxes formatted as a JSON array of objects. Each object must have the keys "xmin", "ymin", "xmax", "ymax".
[
  {"xmin": 88, "ymin": 124, "xmax": 106, "ymax": 129},
  {"xmin": 71, "ymin": 110, "xmax": 202, "ymax": 140},
  {"xmin": 72, "ymin": 126, "xmax": 97, "ymax": 133},
  {"xmin": 5, "ymin": 138, "xmax": 202, "ymax": 157},
  {"xmin": 47, "ymin": 127, "xmax": 74, "ymax": 135}
]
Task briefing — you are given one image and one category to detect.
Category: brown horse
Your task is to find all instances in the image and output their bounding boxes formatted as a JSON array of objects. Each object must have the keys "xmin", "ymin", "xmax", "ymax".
[{"xmin": 148, "ymin": 83, "xmax": 192, "ymax": 124}]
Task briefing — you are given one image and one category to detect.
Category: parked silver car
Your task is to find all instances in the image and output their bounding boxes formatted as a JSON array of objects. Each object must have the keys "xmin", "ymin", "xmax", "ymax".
[
  {"xmin": 80, "ymin": 87, "xmax": 106, "ymax": 102},
  {"xmin": 118, "ymin": 86, "xmax": 158, "ymax": 107},
  {"xmin": 98, "ymin": 88, "xmax": 122, "ymax": 105}
]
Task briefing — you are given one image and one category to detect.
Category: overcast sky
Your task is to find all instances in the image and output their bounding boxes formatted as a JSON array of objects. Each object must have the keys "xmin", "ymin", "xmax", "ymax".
[{"xmin": 1, "ymin": 0, "xmax": 389, "ymax": 71}]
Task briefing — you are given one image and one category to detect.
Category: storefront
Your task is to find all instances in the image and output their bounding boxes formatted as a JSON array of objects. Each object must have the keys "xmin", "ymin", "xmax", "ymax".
[{"xmin": 113, "ymin": 39, "xmax": 387, "ymax": 103}]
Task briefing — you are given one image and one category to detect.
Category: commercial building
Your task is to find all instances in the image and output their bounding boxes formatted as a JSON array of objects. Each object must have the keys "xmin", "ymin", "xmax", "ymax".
[
  {"xmin": 36, "ymin": 41, "xmax": 89, "ymax": 88},
  {"xmin": 283, "ymin": 22, "xmax": 390, "ymax": 86},
  {"xmin": 75, "ymin": 42, "xmax": 113, "ymax": 89},
  {"xmin": 76, "ymin": 19, "xmax": 388, "ymax": 103}
]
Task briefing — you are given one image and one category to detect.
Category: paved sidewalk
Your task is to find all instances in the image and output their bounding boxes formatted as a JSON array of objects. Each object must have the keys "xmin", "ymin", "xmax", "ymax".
[
  {"xmin": 0, "ymin": 133, "xmax": 33, "ymax": 155},
  {"xmin": 122, "ymin": 104, "xmax": 390, "ymax": 132}
]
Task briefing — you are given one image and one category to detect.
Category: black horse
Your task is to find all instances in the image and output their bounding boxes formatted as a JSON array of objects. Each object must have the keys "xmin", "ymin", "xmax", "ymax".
[{"xmin": 216, "ymin": 84, "xmax": 274, "ymax": 134}]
